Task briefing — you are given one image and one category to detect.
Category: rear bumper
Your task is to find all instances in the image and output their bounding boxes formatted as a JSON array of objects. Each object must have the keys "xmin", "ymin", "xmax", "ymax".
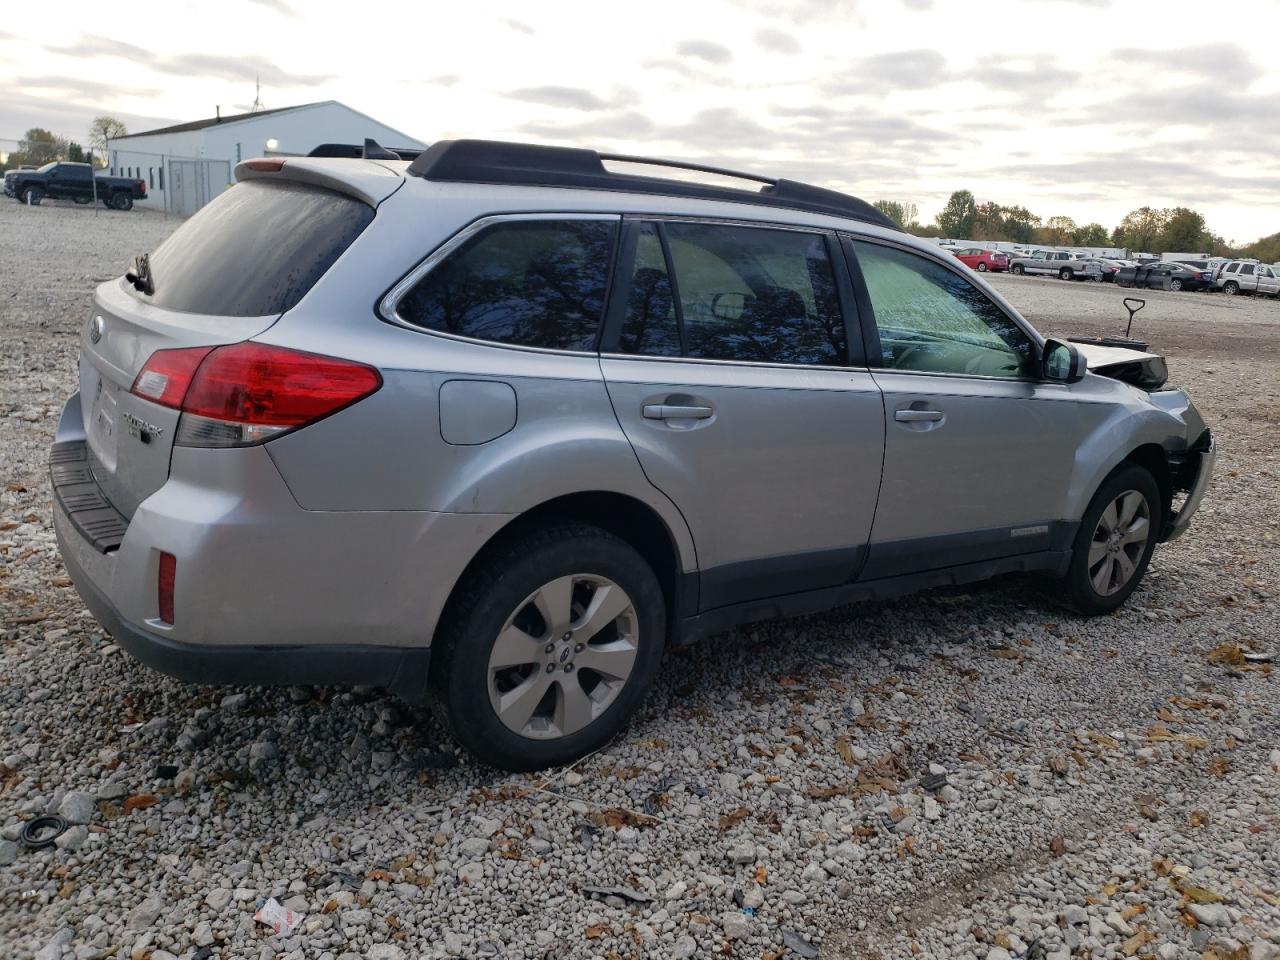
[
  {"xmin": 51, "ymin": 392, "xmax": 509, "ymax": 700},
  {"xmin": 54, "ymin": 509, "xmax": 431, "ymax": 700}
]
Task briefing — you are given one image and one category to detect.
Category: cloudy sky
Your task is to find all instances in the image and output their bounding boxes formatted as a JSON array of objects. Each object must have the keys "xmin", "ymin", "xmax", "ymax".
[{"xmin": 3, "ymin": 0, "xmax": 1277, "ymax": 242}]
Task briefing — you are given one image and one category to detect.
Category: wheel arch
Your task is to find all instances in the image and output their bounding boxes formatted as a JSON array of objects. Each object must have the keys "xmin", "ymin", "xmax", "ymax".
[
  {"xmin": 431, "ymin": 490, "xmax": 694, "ymax": 653},
  {"xmin": 1122, "ymin": 443, "xmax": 1173, "ymax": 534}
]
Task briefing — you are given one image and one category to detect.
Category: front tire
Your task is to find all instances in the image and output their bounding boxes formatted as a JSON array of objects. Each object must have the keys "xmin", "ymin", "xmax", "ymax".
[
  {"xmin": 1062, "ymin": 465, "xmax": 1162, "ymax": 616},
  {"xmin": 430, "ymin": 523, "xmax": 666, "ymax": 770},
  {"xmin": 1012, "ymin": 264, "xmax": 1025, "ymax": 275},
  {"xmin": 21, "ymin": 187, "xmax": 44, "ymax": 205}
]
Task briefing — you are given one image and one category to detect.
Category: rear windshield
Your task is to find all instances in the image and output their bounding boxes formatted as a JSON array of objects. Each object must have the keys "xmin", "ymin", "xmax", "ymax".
[{"xmin": 130, "ymin": 179, "xmax": 374, "ymax": 316}]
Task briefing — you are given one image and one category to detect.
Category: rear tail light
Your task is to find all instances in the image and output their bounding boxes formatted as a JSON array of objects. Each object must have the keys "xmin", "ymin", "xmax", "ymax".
[
  {"xmin": 158, "ymin": 552, "xmax": 176, "ymax": 624},
  {"xmin": 138, "ymin": 180, "xmax": 146, "ymax": 195},
  {"xmin": 131, "ymin": 342, "xmax": 382, "ymax": 447}
]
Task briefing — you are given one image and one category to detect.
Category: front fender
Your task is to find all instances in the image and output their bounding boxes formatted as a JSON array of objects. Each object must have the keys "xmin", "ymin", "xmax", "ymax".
[{"xmin": 1062, "ymin": 384, "xmax": 1205, "ymax": 523}]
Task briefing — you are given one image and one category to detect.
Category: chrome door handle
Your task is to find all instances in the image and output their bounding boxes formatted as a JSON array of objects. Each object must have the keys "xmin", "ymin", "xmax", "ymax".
[
  {"xmin": 895, "ymin": 409, "xmax": 944, "ymax": 422},
  {"xmin": 643, "ymin": 404, "xmax": 714, "ymax": 420}
]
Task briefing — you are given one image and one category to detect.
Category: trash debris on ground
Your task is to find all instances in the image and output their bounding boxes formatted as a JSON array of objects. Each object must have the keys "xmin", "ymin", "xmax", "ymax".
[
  {"xmin": 581, "ymin": 884, "xmax": 652, "ymax": 905},
  {"xmin": 253, "ymin": 897, "xmax": 303, "ymax": 935},
  {"xmin": 782, "ymin": 929, "xmax": 819, "ymax": 957},
  {"xmin": 19, "ymin": 815, "xmax": 68, "ymax": 850}
]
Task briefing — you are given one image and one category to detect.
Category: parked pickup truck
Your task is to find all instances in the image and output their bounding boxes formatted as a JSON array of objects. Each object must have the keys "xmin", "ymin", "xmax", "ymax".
[
  {"xmin": 4, "ymin": 162, "xmax": 147, "ymax": 210},
  {"xmin": 1009, "ymin": 250, "xmax": 1095, "ymax": 280}
]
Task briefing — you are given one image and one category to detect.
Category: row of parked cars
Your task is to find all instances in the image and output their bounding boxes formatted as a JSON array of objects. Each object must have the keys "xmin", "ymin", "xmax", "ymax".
[{"xmin": 948, "ymin": 246, "xmax": 1280, "ymax": 297}]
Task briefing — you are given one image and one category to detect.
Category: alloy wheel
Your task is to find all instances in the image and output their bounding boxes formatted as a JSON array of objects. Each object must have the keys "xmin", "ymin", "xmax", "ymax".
[
  {"xmin": 487, "ymin": 574, "xmax": 639, "ymax": 739},
  {"xmin": 1087, "ymin": 490, "xmax": 1151, "ymax": 596}
]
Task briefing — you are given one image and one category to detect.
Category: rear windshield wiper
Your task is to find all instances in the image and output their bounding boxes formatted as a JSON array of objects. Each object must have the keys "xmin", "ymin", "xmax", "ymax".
[{"xmin": 125, "ymin": 253, "xmax": 154, "ymax": 296}]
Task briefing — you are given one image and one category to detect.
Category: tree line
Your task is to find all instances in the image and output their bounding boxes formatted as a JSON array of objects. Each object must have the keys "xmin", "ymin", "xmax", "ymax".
[
  {"xmin": 1, "ymin": 118, "xmax": 128, "ymax": 172},
  {"xmin": 874, "ymin": 191, "xmax": 1274, "ymax": 260}
]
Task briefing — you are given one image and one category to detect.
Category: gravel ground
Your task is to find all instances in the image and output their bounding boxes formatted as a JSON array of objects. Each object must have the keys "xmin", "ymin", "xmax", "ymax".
[{"xmin": 2, "ymin": 202, "xmax": 1277, "ymax": 960}]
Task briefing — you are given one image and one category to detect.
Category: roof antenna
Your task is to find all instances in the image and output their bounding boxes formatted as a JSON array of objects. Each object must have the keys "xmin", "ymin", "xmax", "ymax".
[
  {"xmin": 361, "ymin": 138, "xmax": 399, "ymax": 160},
  {"xmin": 251, "ymin": 75, "xmax": 264, "ymax": 113}
]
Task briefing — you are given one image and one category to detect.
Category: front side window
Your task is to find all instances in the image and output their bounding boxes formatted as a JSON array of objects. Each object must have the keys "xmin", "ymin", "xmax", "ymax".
[
  {"xmin": 397, "ymin": 219, "xmax": 617, "ymax": 351},
  {"xmin": 1241, "ymin": 264, "xmax": 1255, "ymax": 276},
  {"xmin": 637, "ymin": 222, "xmax": 844, "ymax": 365},
  {"xmin": 851, "ymin": 240, "xmax": 1034, "ymax": 379}
]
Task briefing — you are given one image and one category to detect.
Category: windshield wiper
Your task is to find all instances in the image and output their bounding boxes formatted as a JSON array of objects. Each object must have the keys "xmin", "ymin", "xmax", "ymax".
[{"xmin": 125, "ymin": 253, "xmax": 154, "ymax": 296}]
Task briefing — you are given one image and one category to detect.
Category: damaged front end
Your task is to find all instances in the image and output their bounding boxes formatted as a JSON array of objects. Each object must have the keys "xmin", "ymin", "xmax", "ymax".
[{"xmin": 1072, "ymin": 341, "xmax": 1170, "ymax": 391}]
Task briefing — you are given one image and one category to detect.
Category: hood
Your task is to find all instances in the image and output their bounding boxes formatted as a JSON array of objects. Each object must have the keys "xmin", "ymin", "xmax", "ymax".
[{"xmin": 1073, "ymin": 341, "xmax": 1169, "ymax": 390}]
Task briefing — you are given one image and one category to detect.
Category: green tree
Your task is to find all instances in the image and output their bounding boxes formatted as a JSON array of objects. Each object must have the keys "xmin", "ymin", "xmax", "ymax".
[
  {"xmin": 936, "ymin": 190, "xmax": 977, "ymax": 239},
  {"xmin": 67, "ymin": 142, "xmax": 86, "ymax": 163},
  {"xmin": 14, "ymin": 128, "xmax": 66, "ymax": 165},
  {"xmin": 1036, "ymin": 216, "xmax": 1078, "ymax": 246},
  {"xmin": 1239, "ymin": 231, "xmax": 1280, "ymax": 262},
  {"xmin": 1073, "ymin": 223, "xmax": 1110, "ymax": 247},
  {"xmin": 1158, "ymin": 207, "xmax": 1209, "ymax": 253},
  {"xmin": 873, "ymin": 199, "xmax": 919, "ymax": 230},
  {"xmin": 1113, "ymin": 207, "xmax": 1169, "ymax": 254}
]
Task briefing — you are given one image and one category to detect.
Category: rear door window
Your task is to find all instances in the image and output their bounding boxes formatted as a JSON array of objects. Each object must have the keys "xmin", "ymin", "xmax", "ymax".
[
  {"xmin": 133, "ymin": 180, "xmax": 374, "ymax": 316},
  {"xmin": 395, "ymin": 219, "xmax": 617, "ymax": 352},
  {"xmin": 632, "ymin": 222, "xmax": 845, "ymax": 366}
]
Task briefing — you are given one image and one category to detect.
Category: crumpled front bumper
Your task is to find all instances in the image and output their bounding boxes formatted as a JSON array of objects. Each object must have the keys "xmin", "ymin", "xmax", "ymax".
[{"xmin": 1165, "ymin": 437, "xmax": 1216, "ymax": 541}]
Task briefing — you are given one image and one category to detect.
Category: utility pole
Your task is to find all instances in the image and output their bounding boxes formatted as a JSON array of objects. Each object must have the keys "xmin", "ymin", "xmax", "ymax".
[{"xmin": 251, "ymin": 76, "xmax": 264, "ymax": 113}]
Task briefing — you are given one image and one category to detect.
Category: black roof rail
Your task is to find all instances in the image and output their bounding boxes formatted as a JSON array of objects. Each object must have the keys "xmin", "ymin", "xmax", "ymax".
[
  {"xmin": 405, "ymin": 139, "xmax": 899, "ymax": 229},
  {"xmin": 306, "ymin": 141, "xmax": 423, "ymax": 161}
]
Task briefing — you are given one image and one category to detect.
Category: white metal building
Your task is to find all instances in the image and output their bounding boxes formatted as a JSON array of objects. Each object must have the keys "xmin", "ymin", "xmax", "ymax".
[{"xmin": 108, "ymin": 101, "xmax": 425, "ymax": 216}]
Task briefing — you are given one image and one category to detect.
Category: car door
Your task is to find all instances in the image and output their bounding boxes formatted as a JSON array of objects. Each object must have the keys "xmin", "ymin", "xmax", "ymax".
[
  {"xmin": 600, "ymin": 219, "xmax": 885, "ymax": 611},
  {"xmin": 1238, "ymin": 263, "xmax": 1258, "ymax": 293},
  {"xmin": 1258, "ymin": 266, "xmax": 1280, "ymax": 296},
  {"xmin": 844, "ymin": 235, "xmax": 1113, "ymax": 579}
]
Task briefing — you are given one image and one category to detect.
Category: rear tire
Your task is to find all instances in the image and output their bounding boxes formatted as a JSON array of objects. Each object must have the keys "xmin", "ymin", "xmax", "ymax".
[
  {"xmin": 1223, "ymin": 281, "xmax": 1239, "ymax": 295},
  {"xmin": 1059, "ymin": 267, "xmax": 1073, "ymax": 281},
  {"xmin": 1061, "ymin": 464, "xmax": 1162, "ymax": 616},
  {"xmin": 73, "ymin": 196, "xmax": 91, "ymax": 205},
  {"xmin": 1170, "ymin": 278, "xmax": 1183, "ymax": 291},
  {"xmin": 21, "ymin": 187, "xmax": 43, "ymax": 205},
  {"xmin": 976, "ymin": 262, "xmax": 987, "ymax": 272},
  {"xmin": 429, "ymin": 522, "xmax": 666, "ymax": 771},
  {"xmin": 109, "ymin": 193, "xmax": 133, "ymax": 211}
]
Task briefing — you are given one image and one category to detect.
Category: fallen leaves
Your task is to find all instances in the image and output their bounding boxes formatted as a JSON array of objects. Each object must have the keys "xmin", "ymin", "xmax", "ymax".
[
  {"xmin": 1049, "ymin": 836, "xmax": 1066, "ymax": 857},
  {"xmin": 1207, "ymin": 642, "xmax": 1245, "ymax": 666},
  {"xmin": 121, "ymin": 794, "xmax": 157, "ymax": 814},
  {"xmin": 1121, "ymin": 928, "xmax": 1155, "ymax": 954},
  {"xmin": 1189, "ymin": 810, "xmax": 1210, "ymax": 828},
  {"xmin": 584, "ymin": 923, "xmax": 610, "ymax": 940},
  {"xmin": 1048, "ymin": 755, "xmax": 1069, "ymax": 777},
  {"xmin": 835, "ymin": 737, "xmax": 855, "ymax": 766},
  {"xmin": 1145, "ymin": 725, "xmax": 1208, "ymax": 750},
  {"xmin": 1171, "ymin": 876, "xmax": 1225, "ymax": 904},
  {"xmin": 590, "ymin": 808, "xmax": 654, "ymax": 830},
  {"xmin": 718, "ymin": 807, "xmax": 750, "ymax": 831}
]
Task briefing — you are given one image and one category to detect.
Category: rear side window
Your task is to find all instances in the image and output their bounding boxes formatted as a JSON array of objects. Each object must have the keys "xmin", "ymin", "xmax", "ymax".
[
  {"xmin": 620, "ymin": 222, "xmax": 845, "ymax": 366},
  {"xmin": 396, "ymin": 219, "xmax": 617, "ymax": 351},
  {"xmin": 135, "ymin": 180, "xmax": 373, "ymax": 316}
]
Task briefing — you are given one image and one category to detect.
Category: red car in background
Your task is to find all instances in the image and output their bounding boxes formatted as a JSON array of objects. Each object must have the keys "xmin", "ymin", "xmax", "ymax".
[{"xmin": 949, "ymin": 247, "xmax": 1009, "ymax": 273}]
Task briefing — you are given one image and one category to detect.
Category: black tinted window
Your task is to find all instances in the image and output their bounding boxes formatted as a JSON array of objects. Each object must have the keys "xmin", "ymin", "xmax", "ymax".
[
  {"xmin": 662, "ymin": 223, "xmax": 845, "ymax": 365},
  {"xmin": 135, "ymin": 180, "xmax": 373, "ymax": 316},
  {"xmin": 398, "ymin": 220, "xmax": 616, "ymax": 351},
  {"xmin": 619, "ymin": 223, "xmax": 680, "ymax": 357}
]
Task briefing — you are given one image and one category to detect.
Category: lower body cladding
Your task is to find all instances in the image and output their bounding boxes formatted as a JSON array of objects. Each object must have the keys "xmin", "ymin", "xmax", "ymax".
[{"xmin": 53, "ymin": 402, "xmax": 509, "ymax": 703}]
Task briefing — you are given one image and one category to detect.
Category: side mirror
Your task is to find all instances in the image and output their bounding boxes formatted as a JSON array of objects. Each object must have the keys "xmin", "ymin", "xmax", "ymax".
[{"xmin": 1042, "ymin": 338, "xmax": 1087, "ymax": 383}]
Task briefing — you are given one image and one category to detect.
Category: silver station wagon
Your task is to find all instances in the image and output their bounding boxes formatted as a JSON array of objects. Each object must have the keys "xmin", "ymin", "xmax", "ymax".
[{"xmin": 52, "ymin": 140, "xmax": 1215, "ymax": 770}]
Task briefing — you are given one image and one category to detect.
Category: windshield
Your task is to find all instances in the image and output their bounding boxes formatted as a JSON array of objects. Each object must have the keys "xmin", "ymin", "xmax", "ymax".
[{"xmin": 37, "ymin": 162, "xmax": 58, "ymax": 173}]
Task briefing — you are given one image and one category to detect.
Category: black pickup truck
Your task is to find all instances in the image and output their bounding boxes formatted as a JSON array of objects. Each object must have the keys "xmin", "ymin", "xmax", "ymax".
[{"xmin": 4, "ymin": 162, "xmax": 147, "ymax": 210}]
